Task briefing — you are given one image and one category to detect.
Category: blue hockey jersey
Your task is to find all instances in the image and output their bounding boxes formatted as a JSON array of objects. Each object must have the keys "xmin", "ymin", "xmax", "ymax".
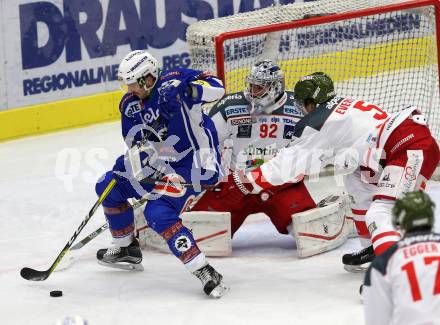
[{"xmin": 115, "ymin": 68, "xmax": 225, "ymax": 186}]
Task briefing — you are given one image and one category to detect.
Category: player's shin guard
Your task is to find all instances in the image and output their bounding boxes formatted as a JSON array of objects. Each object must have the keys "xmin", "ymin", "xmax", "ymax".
[
  {"xmin": 371, "ymin": 225, "xmax": 401, "ymax": 255},
  {"xmin": 342, "ymin": 209, "xmax": 375, "ymax": 273},
  {"xmin": 104, "ymin": 203, "xmax": 136, "ymax": 247},
  {"xmin": 161, "ymin": 221, "xmax": 205, "ymax": 270},
  {"xmin": 351, "ymin": 209, "xmax": 371, "ymax": 247},
  {"xmin": 366, "ymin": 200, "xmax": 401, "ymax": 255}
]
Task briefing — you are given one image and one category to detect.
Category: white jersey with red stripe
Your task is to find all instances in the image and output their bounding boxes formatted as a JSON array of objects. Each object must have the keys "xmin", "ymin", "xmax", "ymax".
[
  {"xmin": 252, "ymin": 96, "xmax": 418, "ymax": 187},
  {"xmin": 208, "ymin": 91, "xmax": 303, "ymax": 172},
  {"xmin": 246, "ymin": 96, "xmax": 421, "ymax": 254},
  {"xmin": 363, "ymin": 231, "xmax": 440, "ymax": 325}
]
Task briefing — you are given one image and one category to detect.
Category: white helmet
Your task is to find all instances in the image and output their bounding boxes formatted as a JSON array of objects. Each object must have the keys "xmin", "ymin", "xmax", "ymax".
[
  {"xmin": 244, "ymin": 60, "xmax": 285, "ymax": 114},
  {"xmin": 117, "ymin": 50, "xmax": 159, "ymax": 93}
]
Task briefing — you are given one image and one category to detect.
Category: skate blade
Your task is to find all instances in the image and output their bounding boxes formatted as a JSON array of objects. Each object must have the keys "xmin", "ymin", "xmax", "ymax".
[
  {"xmin": 343, "ymin": 263, "xmax": 370, "ymax": 273},
  {"xmin": 97, "ymin": 260, "xmax": 144, "ymax": 271},
  {"xmin": 209, "ymin": 282, "xmax": 230, "ymax": 298}
]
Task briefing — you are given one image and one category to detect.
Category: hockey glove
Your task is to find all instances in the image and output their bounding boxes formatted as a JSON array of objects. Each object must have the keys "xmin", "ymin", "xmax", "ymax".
[
  {"xmin": 112, "ymin": 154, "xmax": 127, "ymax": 173},
  {"xmin": 158, "ymin": 79, "xmax": 190, "ymax": 104},
  {"xmin": 157, "ymin": 78, "xmax": 192, "ymax": 118},
  {"xmin": 216, "ymin": 171, "xmax": 255, "ymax": 205},
  {"xmin": 112, "ymin": 141, "xmax": 160, "ymax": 181}
]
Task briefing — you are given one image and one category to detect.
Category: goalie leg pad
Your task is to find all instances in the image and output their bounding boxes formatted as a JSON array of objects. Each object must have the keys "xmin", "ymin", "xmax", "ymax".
[
  {"xmin": 262, "ymin": 181, "xmax": 316, "ymax": 235},
  {"xmin": 292, "ymin": 194, "xmax": 351, "ymax": 258},
  {"xmin": 135, "ymin": 209, "xmax": 232, "ymax": 257}
]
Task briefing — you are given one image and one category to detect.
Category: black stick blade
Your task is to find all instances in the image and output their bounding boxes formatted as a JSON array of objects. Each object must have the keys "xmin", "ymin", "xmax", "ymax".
[{"xmin": 20, "ymin": 267, "xmax": 49, "ymax": 281}]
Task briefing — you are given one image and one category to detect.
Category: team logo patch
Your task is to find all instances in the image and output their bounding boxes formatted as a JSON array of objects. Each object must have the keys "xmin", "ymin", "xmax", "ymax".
[
  {"xmin": 231, "ymin": 117, "xmax": 253, "ymax": 126},
  {"xmin": 125, "ymin": 101, "xmax": 142, "ymax": 118},
  {"xmin": 375, "ymin": 165, "xmax": 403, "ymax": 199},
  {"xmin": 174, "ymin": 235, "xmax": 192, "ymax": 252},
  {"xmin": 224, "ymin": 106, "xmax": 248, "ymax": 117},
  {"xmin": 402, "ymin": 150, "xmax": 423, "ymax": 193},
  {"xmin": 283, "ymin": 105, "xmax": 302, "ymax": 117},
  {"xmin": 283, "ymin": 125, "xmax": 296, "ymax": 139},
  {"xmin": 237, "ymin": 125, "xmax": 252, "ymax": 138}
]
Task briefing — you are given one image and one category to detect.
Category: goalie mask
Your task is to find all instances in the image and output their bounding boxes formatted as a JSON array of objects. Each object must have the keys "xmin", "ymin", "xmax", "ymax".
[
  {"xmin": 117, "ymin": 50, "xmax": 159, "ymax": 96},
  {"xmin": 392, "ymin": 190, "xmax": 435, "ymax": 233},
  {"xmin": 244, "ymin": 60, "xmax": 285, "ymax": 114},
  {"xmin": 294, "ymin": 72, "xmax": 336, "ymax": 114}
]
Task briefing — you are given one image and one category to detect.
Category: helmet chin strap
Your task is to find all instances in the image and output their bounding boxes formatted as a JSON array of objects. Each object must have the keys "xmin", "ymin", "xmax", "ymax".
[{"xmin": 138, "ymin": 76, "xmax": 157, "ymax": 97}]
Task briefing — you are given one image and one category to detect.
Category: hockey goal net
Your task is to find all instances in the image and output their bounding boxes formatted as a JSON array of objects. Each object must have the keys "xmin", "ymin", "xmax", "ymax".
[{"xmin": 187, "ymin": 0, "xmax": 440, "ymax": 139}]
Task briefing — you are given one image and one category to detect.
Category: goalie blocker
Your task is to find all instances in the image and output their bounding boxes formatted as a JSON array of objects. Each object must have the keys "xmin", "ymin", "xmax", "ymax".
[{"xmin": 135, "ymin": 195, "xmax": 354, "ymax": 257}]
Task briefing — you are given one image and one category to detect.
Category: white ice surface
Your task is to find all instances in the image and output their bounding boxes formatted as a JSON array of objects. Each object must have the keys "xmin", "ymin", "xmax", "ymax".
[{"xmin": 1, "ymin": 121, "xmax": 440, "ymax": 325}]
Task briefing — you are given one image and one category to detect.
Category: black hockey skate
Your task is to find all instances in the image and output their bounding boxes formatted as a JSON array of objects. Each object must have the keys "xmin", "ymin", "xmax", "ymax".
[
  {"xmin": 193, "ymin": 264, "xmax": 230, "ymax": 298},
  {"xmin": 342, "ymin": 245, "xmax": 375, "ymax": 273},
  {"xmin": 97, "ymin": 239, "xmax": 143, "ymax": 271}
]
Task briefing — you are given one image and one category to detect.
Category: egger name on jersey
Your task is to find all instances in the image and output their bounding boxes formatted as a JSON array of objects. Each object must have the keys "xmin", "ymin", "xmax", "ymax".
[
  {"xmin": 209, "ymin": 91, "xmax": 303, "ymax": 171},
  {"xmin": 363, "ymin": 232, "xmax": 440, "ymax": 325}
]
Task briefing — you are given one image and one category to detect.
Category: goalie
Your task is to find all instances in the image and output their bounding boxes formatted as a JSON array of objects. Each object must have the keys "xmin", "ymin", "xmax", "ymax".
[
  {"xmin": 219, "ymin": 72, "xmax": 439, "ymax": 269},
  {"xmin": 191, "ymin": 60, "xmax": 352, "ymax": 257}
]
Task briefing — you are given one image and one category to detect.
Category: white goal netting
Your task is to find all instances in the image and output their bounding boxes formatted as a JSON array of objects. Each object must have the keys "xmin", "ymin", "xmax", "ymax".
[{"xmin": 187, "ymin": 0, "xmax": 440, "ymax": 139}]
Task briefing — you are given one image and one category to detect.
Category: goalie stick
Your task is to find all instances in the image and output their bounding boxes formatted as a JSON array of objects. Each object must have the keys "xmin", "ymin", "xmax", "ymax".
[{"xmin": 20, "ymin": 178, "xmax": 117, "ymax": 281}]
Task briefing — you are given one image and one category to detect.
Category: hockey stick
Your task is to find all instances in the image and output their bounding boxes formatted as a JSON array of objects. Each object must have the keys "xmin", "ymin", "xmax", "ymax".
[
  {"xmin": 140, "ymin": 176, "xmax": 219, "ymax": 191},
  {"xmin": 20, "ymin": 178, "xmax": 117, "ymax": 281},
  {"xmin": 67, "ymin": 175, "xmax": 218, "ymax": 253},
  {"xmin": 69, "ymin": 195, "xmax": 150, "ymax": 251},
  {"xmin": 67, "ymin": 120, "xmax": 163, "ymax": 252},
  {"xmin": 69, "ymin": 223, "xmax": 109, "ymax": 251}
]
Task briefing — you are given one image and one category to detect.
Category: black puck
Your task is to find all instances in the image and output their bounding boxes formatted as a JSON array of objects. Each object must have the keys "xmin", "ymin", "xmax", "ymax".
[{"xmin": 50, "ymin": 290, "xmax": 63, "ymax": 297}]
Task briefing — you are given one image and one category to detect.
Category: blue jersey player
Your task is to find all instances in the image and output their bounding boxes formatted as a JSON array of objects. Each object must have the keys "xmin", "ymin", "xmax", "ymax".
[{"xmin": 95, "ymin": 50, "xmax": 228, "ymax": 298}]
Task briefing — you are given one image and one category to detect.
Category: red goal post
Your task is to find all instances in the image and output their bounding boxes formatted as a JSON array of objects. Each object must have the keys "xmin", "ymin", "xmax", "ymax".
[{"xmin": 187, "ymin": 0, "xmax": 440, "ymax": 139}]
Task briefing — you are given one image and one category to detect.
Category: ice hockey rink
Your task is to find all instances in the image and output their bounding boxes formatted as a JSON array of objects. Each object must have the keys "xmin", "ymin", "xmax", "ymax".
[{"xmin": 2, "ymin": 121, "xmax": 440, "ymax": 325}]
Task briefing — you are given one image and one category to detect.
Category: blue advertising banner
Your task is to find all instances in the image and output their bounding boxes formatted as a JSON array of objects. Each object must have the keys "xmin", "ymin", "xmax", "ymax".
[{"xmin": 1, "ymin": 0, "xmax": 313, "ymax": 110}]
